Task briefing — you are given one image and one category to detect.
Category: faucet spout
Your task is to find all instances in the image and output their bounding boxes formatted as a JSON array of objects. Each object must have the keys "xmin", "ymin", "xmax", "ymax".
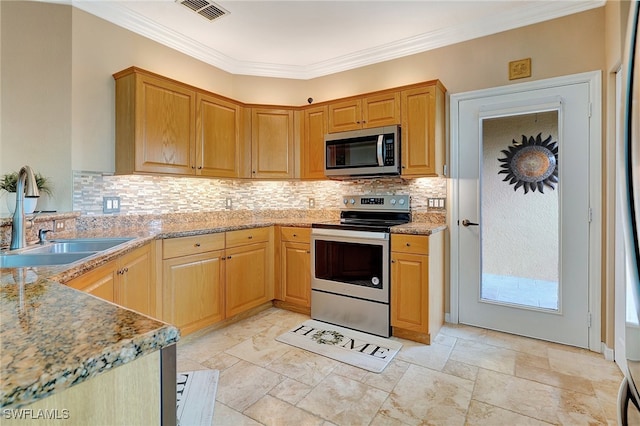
[{"xmin": 10, "ymin": 166, "xmax": 40, "ymax": 250}]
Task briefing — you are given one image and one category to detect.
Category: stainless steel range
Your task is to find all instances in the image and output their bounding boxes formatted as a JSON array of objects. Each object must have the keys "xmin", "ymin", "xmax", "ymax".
[{"xmin": 311, "ymin": 194, "xmax": 411, "ymax": 337}]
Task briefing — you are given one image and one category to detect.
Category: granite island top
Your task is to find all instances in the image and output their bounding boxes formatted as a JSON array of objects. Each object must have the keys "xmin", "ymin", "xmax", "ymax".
[{"xmin": 0, "ymin": 213, "xmax": 446, "ymax": 409}]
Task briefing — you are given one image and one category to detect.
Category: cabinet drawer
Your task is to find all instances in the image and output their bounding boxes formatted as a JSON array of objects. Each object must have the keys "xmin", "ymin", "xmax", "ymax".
[
  {"xmin": 226, "ymin": 226, "xmax": 270, "ymax": 248},
  {"xmin": 163, "ymin": 233, "xmax": 225, "ymax": 259},
  {"xmin": 391, "ymin": 234, "xmax": 429, "ymax": 255},
  {"xmin": 280, "ymin": 227, "xmax": 311, "ymax": 243}
]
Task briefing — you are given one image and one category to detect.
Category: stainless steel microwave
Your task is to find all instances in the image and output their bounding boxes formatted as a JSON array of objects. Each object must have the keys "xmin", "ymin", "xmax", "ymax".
[{"xmin": 324, "ymin": 125, "xmax": 400, "ymax": 178}]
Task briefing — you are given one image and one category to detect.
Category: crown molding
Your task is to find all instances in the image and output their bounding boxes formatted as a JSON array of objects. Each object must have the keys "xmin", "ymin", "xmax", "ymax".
[{"xmin": 72, "ymin": 0, "xmax": 605, "ymax": 80}]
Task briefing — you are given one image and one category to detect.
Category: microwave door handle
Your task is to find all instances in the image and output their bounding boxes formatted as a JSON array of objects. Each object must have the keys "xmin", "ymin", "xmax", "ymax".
[{"xmin": 377, "ymin": 135, "xmax": 384, "ymax": 166}]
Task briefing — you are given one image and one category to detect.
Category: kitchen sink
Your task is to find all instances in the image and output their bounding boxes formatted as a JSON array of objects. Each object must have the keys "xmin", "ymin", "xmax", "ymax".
[
  {"xmin": 26, "ymin": 238, "xmax": 135, "ymax": 254},
  {"xmin": 0, "ymin": 252, "xmax": 97, "ymax": 268},
  {"xmin": 0, "ymin": 238, "xmax": 135, "ymax": 268}
]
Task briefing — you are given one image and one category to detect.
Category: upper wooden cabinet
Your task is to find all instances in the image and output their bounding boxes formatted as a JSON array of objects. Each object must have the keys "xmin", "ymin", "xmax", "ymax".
[
  {"xmin": 301, "ymin": 105, "xmax": 328, "ymax": 179},
  {"xmin": 115, "ymin": 68, "xmax": 197, "ymax": 175},
  {"xmin": 327, "ymin": 92, "xmax": 400, "ymax": 133},
  {"xmin": 196, "ymin": 93, "xmax": 244, "ymax": 178},
  {"xmin": 401, "ymin": 82, "xmax": 446, "ymax": 177},
  {"xmin": 251, "ymin": 108, "xmax": 295, "ymax": 179}
]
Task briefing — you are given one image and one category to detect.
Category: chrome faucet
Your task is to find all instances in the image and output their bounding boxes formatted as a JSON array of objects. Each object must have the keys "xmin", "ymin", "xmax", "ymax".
[{"xmin": 9, "ymin": 166, "xmax": 40, "ymax": 250}]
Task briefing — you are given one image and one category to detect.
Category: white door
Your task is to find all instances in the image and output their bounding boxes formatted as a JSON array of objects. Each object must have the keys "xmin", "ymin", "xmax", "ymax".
[{"xmin": 452, "ymin": 73, "xmax": 601, "ymax": 349}]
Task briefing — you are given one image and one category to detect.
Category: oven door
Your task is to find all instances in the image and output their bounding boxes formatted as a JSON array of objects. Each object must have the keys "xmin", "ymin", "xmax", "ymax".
[{"xmin": 311, "ymin": 228, "xmax": 389, "ymax": 303}]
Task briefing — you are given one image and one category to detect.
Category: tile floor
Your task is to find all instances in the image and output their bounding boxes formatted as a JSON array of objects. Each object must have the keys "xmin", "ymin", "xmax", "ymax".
[{"xmin": 177, "ymin": 307, "xmax": 626, "ymax": 425}]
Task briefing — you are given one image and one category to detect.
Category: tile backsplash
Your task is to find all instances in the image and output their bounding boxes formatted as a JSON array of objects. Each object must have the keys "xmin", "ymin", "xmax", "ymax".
[{"xmin": 73, "ymin": 171, "xmax": 447, "ymax": 215}]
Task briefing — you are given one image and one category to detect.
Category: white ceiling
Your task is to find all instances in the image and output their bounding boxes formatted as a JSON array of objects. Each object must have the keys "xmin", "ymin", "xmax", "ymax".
[{"xmin": 67, "ymin": 0, "xmax": 605, "ymax": 80}]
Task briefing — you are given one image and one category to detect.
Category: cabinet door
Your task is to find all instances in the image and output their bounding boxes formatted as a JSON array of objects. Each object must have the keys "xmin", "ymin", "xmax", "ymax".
[
  {"xmin": 401, "ymin": 85, "xmax": 442, "ymax": 177},
  {"xmin": 251, "ymin": 108, "xmax": 295, "ymax": 178},
  {"xmin": 362, "ymin": 92, "xmax": 400, "ymax": 128},
  {"xmin": 302, "ymin": 105, "xmax": 328, "ymax": 179},
  {"xmin": 66, "ymin": 260, "xmax": 117, "ymax": 303},
  {"xmin": 281, "ymin": 241, "xmax": 311, "ymax": 308},
  {"xmin": 225, "ymin": 242, "xmax": 270, "ymax": 317},
  {"xmin": 328, "ymin": 99, "xmax": 361, "ymax": 133},
  {"xmin": 134, "ymin": 73, "xmax": 196, "ymax": 175},
  {"xmin": 391, "ymin": 251, "xmax": 429, "ymax": 333},
  {"xmin": 196, "ymin": 93, "xmax": 242, "ymax": 178},
  {"xmin": 118, "ymin": 244, "xmax": 155, "ymax": 317},
  {"xmin": 163, "ymin": 250, "xmax": 225, "ymax": 335}
]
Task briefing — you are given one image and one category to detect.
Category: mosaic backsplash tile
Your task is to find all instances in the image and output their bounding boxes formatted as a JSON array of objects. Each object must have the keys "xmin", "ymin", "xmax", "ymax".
[{"xmin": 72, "ymin": 171, "xmax": 447, "ymax": 216}]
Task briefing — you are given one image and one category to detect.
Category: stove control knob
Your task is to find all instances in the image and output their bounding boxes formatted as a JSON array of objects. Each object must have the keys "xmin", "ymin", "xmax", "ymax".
[
  {"xmin": 371, "ymin": 277, "xmax": 380, "ymax": 286},
  {"xmin": 399, "ymin": 198, "xmax": 406, "ymax": 205},
  {"xmin": 343, "ymin": 198, "xmax": 348, "ymax": 205},
  {"xmin": 390, "ymin": 199, "xmax": 397, "ymax": 205},
  {"xmin": 349, "ymin": 198, "xmax": 356, "ymax": 205}
]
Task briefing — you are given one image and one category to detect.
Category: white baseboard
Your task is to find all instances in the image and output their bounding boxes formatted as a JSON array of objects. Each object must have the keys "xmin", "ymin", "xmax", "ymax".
[{"xmin": 602, "ymin": 342, "xmax": 615, "ymax": 361}]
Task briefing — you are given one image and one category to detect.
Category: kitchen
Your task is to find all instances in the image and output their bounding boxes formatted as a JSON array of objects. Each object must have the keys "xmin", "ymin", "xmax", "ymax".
[{"xmin": 0, "ymin": 0, "xmax": 636, "ymax": 425}]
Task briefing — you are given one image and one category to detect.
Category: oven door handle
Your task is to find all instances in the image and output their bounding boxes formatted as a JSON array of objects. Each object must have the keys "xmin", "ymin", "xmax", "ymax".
[
  {"xmin": 376, "ymin": 134, "xmax": 384, "ymax": 166},
  {"xmin": 312, "ymin": 228, "xmax": 388, "ymax": 241}
]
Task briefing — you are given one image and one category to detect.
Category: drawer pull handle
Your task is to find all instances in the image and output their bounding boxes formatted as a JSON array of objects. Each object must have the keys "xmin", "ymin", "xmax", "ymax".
[
  {"xmin": 248, "ymin": 236, "xmax": 253, "ymax": 239},
  {"xmin": 227, "ymin": 256, "xmax": 232, "ymax": 259},
  {"xmin": 194, "ymin": 243, "xmax": 201, "ymax": 247}
]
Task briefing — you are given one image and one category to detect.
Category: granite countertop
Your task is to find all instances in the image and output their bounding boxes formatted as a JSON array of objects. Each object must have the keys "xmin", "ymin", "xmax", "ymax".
[{"xmin": 0, "ymin": 213, "xmax": 446, "ymax": 409}]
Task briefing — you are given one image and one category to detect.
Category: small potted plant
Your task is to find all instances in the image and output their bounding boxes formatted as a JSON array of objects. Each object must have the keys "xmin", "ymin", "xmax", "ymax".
[{"xmin": 0, "ymin": 171, "xmax": 53, "ymax": 214}]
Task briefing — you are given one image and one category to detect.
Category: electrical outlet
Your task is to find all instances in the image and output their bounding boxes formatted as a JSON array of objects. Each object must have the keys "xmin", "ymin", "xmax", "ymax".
[
  {"xmin": 428, "ymin": 198, "xmax": 446, "ymax": 209},
  {"xmin": 225, "ymin": 198, "xmax": 233, "ymax": 209},
  {"xmin": 53, "ymin": 220, "xmax": 65, "ymax": 231},
  {"xmin": 103, "ymin": 196, "xmax": 121, "ymax": 214},
  {"xmin": 308, "ymin": 198, "xmax": 315, "ymax": 208}
]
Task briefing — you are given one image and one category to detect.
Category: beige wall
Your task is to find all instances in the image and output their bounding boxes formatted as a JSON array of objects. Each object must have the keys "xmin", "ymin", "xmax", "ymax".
[{"xmin": 1, "ymin": 1, "xmax": 72, "ymax": 213}]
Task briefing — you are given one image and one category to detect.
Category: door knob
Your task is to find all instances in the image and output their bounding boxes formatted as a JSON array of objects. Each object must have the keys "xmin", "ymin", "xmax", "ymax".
[{"xmin": 461, "ymin": 219, "xmax": 479, "ymax": 227}]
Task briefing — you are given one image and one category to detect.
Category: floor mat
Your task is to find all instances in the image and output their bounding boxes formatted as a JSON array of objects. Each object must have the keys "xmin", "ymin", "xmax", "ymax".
[{"xmin": 276, "ymin": 319, "xmax": 402, "ymax": 373}]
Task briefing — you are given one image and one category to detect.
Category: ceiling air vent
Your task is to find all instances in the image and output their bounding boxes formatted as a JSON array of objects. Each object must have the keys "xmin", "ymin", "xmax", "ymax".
[{"xmin": 176, "ymin": 0, "xmax": 229, "ymax": 22}]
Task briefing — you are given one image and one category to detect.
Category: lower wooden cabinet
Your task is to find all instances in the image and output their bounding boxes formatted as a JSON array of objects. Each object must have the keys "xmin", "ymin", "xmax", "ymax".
[
  {"xmin": 390, "ymin": 232, "xmax": 444, "ymax": 344},
  {"xmin": 66, "ymin": 243, "xmax": 157, "ymax": 318},
  {"xmin": 276, "ymin": 227, "xmax": 311, "ymax": 312},
  {"xmin": 225, "ymin": 227, "xmax": 274, "ymax": 317},
  {"xmin": 162, "ymin": 233, "xmax": 225, "ymax": 335}
]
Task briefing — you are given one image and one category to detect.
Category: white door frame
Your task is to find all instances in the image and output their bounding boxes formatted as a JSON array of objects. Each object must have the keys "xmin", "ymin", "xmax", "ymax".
[{"xmin": 449, "ymin": 71, "xmax": 602, "ymax": 352}]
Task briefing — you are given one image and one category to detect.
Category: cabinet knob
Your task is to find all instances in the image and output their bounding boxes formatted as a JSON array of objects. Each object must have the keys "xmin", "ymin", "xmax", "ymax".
[
  {"xmin": 406, "ymin": 243, "xmax": 411, "ymax": 247},
  {"xmin": 194, "ymin": 242, "xmax": 201, "ymax": 247},
  {"xmin": 306, "ymin": 250, "xmax": 310, "ymax": 254},
  {"xmin": 293, "ymin": 234, "xmax": 297, "ymax": 237},
  {"xmin": 198, "ymin": 166, "xmax": 203, "ymax": 170},
  {"xmin": 391, "ymin": 260, "xmax": 396, "ymax": 263},
  {"xmin": 227, "ymin": 255, "xmax": 232, "ymax": 259},
  {"xmin": 191, "ymin": 165, "xmax": 196, "ymax": 169},
  {"xmin": 248, "ymin": 235, "xmax": 253, "ymax": 239}
]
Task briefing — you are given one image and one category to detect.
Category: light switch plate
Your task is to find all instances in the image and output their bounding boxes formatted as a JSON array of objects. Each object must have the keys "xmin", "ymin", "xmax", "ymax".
[{"xmin": 103, "ymin": 196, "xmax": 121, "ymax": 214}]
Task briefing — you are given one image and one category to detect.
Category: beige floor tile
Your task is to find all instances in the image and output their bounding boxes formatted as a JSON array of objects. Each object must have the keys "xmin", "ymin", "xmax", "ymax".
[
  {"xmin": 260, "ymin": 308, "xmax": 310, "ymax": 328},
  {"xmin": 442, "ymin": 359, "xmax": 479, "ymax": 382},
  {"xmin": 177, "ymin": 330, "xmax": 245, "ymax": 363},
  {"xmin": 440, "ymin": 324, "xmax": 489, "ymax": 342},
  {"xmin": 473, "ymin": 368, "xmax": 608, "ymax": 424},
  {"xmin": 297, "ymin": 374, "xmax": 389, "ymax": 425},
  {"xmin": 176, "ymin": 355, "xmax": 207, "ymax": 373},
  {"xmin": 244, "ymin": 394, "xmax": 325, "ymax": 426},
  {"xmin": 330, "ymin": 362, "xmax": 370, "ymax": 381},
  {"xmin": 212, "ymin": 402, "xmax": 262, "ymax": 426},
  {"xmin": 483, "ymin": 329, "xmax": 553, "ymax": 358},
  {"xmin": 464, "ymin": 400, "xmax": 552, "ymax": 425},
  {"xmin": 515, "ymin": 351, "xmax": 550, "ymax": 370},
  {"xmin": 216, "ymin": 360, "xmax": 286, "ymax": 412},
  {"xmin": 395, "ymin": 339, "xmax": 453, "ymax": 371},
  {"xmin": 268, "ymin": 378, "xmax": 314, "ymax": 405},
  {"xmin": 267, "ymin": 347, "xmax": 339, "ymax": 387},
  {"xmin": 547, "ymin": 346, "xmax": 624, "ymax": 383},
  {"xmin": 377, "ymin": 363, "xmax": 474, "ymax": 425},
  {"xmin": 449, "ymin": 339, "xmax": 516, "ymax": 375},
  {"xmin": 515, "ymin": 362, "xmax": 596, "ymax": 395},
  {"xmin": 362, "ymin": 359, "xmax": 411, "ymax": 392},
  {"xmin": 225, "ymin": 324, "xmax": 294, "ymax": 367},
  {"xmin": 201, "ymin": 351, "xmax": 241, "ymax": 372}
]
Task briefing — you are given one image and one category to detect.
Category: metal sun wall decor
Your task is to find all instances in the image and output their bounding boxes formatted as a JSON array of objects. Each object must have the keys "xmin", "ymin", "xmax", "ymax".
[{"xmin": 498, "ymin": 133, "xmax": 559, "ymax": 194}]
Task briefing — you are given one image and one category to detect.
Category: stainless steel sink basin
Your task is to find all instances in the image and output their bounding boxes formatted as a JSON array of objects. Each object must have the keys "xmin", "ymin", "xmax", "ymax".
[
  {"xmin": 0, "ymin": 252, "xmax": 97, "ymax": 268},
  {"xmin": 27, "ymin": 238, "xmax": 134, "ymax": 254},
  {"xmin": 0, "ymin": 238, "xmax": 135, "ymax": 268}
]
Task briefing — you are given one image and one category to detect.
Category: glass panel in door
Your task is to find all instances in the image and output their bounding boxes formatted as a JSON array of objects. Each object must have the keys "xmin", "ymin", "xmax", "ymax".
[{"xmin": 480, "ymin": 112, "xmax": 559, "ymax": 310}]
